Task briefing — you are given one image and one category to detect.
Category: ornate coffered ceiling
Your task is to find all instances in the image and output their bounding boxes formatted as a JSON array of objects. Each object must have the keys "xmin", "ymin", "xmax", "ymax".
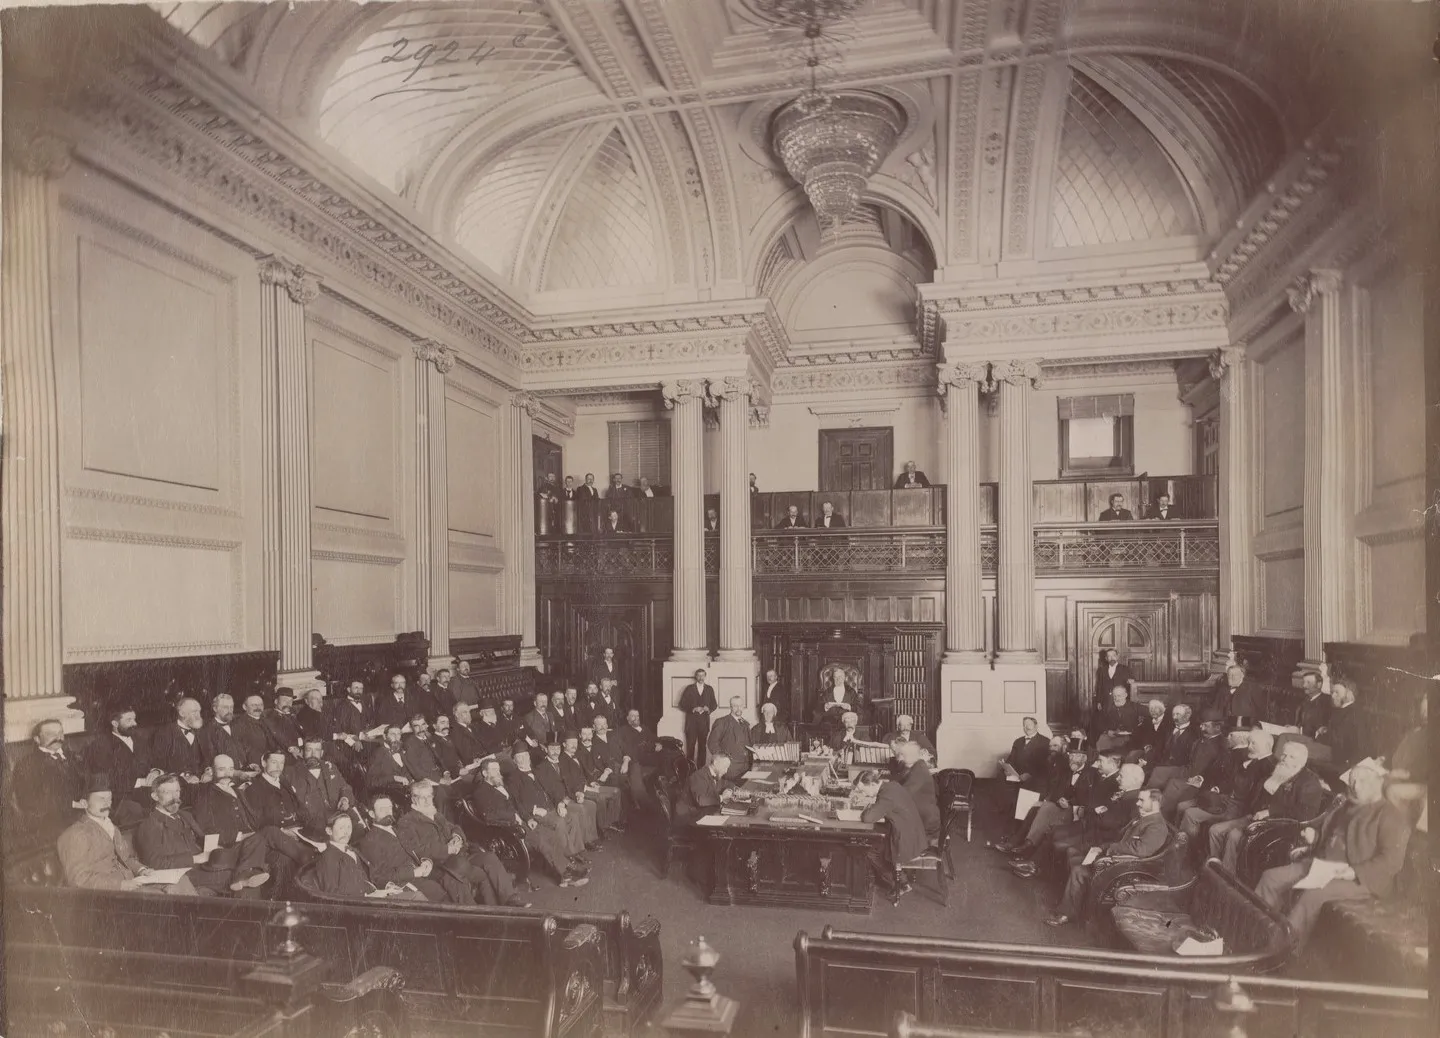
[{"xmin": 10, "ymin": 1, "xmax": 1391, "ymax": 395}]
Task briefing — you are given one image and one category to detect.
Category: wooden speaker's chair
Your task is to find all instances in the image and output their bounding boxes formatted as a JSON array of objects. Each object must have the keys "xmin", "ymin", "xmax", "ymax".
[
  {"xmin": 934, "ymin": 768, "xmax": 975, "ymax": 843},
  {"xmin": 456, "ymin": 798, "xmax": 535, "ymax": 889}
]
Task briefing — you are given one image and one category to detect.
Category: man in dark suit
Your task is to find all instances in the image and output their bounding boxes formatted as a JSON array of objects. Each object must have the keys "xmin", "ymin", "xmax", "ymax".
[
  {"xmin": 1143, "ymin": 494, "xmax": 1178, "ymax": 520},
  {"xmin": 614, "ymin": 709, "xmax": 657, "ymax": 812},
  {"xmin": 813, "ymin": 671, "xmax": 863, "ymax": 727},
  {"xmin": 559, "ymin": 476, "xmax": 581, "ymax": 503},
  {"xmin": 135, "ymin": 774, "xmax": 272, "ymax": 896},
  {"xmin": 577, "ymin": 473, "xmax": 601, "ymax": 500},
  {"xmin": 1045, "ymin": 786, "xmax": 1169, "ymax": 926},
  {"xmin": 894, "ymin": 461, "xmax": 930, "ymax": 489},
  {"xmin": 1139, "ymin": 703, "xmax": 1196, "ymax": 786},
  {"xmin": 584, "ymin": 680, "xmax": 622, "ymax": 729},
  {"xmin": 151, "ymin": 698, "xmax": 209, "ymax": 784},
  {"xmin": 262, "ymin": 689, "xmax": 304, "ymax": 759},
  {"xmin": 678, "ymin": 754, "xmax": 734, "ymax": 823},
  {"xmin": 365, "ymin": 726, "xmax": 415, "ymax": 801},
  {"xmin": 295, "ymin": 688, "xmax": 334, "ymax": 747},
  {"xmin": 313, "ymin": 813, "xmax": 401, "ymax": 899},
  {"xmin": 882, "ymin": 715, "xmax": 936, "ymax": 757},
  {"xmin": 243, "ymin": 751, "xmax": 306, "ymax": 831},
  {"xmin": 582, "ymin": 718, "xmax": 628, "ymax": 828},
  {"xmin": 199, "ymin": 693, "xmax": 260, "ymax": 775},
  {"xmin": 751, "ymin": 702, "xmax": 792, "ymax": 746},
  {"xmin": 1212, "ymin": 740, "xmax": 1330, "ymax": 872},
  {"xmin": 1293, "ymin": 672, "xmax": 1332, "ymax": 738},
  {"xmin": 600, "ymin": 507, "xmax": 633, "ymax": 535},
  {"xmin": 13, "ymin": 718, "xmax": 84, "ymax": 839},
  {"xmin": 1012, "ymin": 756, "xmax": 1133, "ymax": 878},
  {"xmin": 561, "ymin": 733, "xmax": 620, "ymax": 830},
  {"xmin": 706, "ymin": 697, "xmax": 752, "ymax": 781},
  {"xmin": 1256, "ymin": 758, "xmax": 1410, "ymax": 952},
  {"xmin": 1004, "ymin": 748, "xmax": 1093, "ymax": 859},
  {"xmin": 1097, "ymin": 493, "xmax": 1134, "ymax": 521},
  {"xmin": 233, "ymin": 695, "xmax": 274, "ymax": 769},
  {"xmin": 1157, "ymin": 712, "xmax": 1231, "ymax": 820},
  {"xmin": 497, "ymin": 698, "xmax": 528, "ymax": 748},
  {"xmin": 1093, "ymin": 648, "xmax": 1137, "ymax": 705},
  {"xmin": 635, "ymin": 476, "xmax": 665, "ymax": 498},
  {"xmin": 328, "ymin": 680, "xmax": 380, "ymax": 784},
  {"xmin": 287, "ymin": 738, "xmax": 356, "ymax": 830},
  {"xmin": 449, "ymin": 660, "xmax": 484, "ymax": 710},
  {"xmin": 536, "ymin": 738, "xmax": 600, "ymax": 845},
  {"xmin": 466, "ymin": 704, "xmax": 507, "ymax": 760},
  {"xmin": 551, "ymin": 687, "xmax": 581, "ymax": 738},
  {"xmin": 1000, "ymin": 717, "xmax": 1051, "ymax": 792},
  {"xmin": 1092, "ymin": 686, "xmax": 1146, "ymax": 754},
  {"xmin": 758, "ymin": 668, "xmax": 785, "ymax": 719},
  {"xmin": 704, "ymin": 507, "xmax": 721, "ymax": 532},
  {"xmin": 605, "ymin": 473, "xmax": 630, "ymax": 498},
  {"xmin": 1320, "ymin": 681, "xmax": 1368, "ymax": 771},
  {"xmin": 472, "ymin": 760, "xmax": 586, "ymax": 887},
  {"xmin": 677, "ymin": 669, "xmax": 717, "ymax": 768},
  {"xmin": 354, "ymin": 793, "xmax": 463, "ymax": 904},
  {"xmin": 399, "ymin": 715, "xmax": 454, "ymax": 800},
  {"xmin": 1209, "ymin": 664, "xmax": 1270, "ymax": 729},
  {"xmin": 589, "ymin": 647, "xmax": 622, "ymax": 689},
  {"xmin": 85, "ymin": 707, "xmax": 159, "ymax": 828},
  {"xmin": 775, "ymin": 505, "xmax": 806, "ymax": 530},
  {"xmin": 523, "ymin": 692, "xmax": 557, "ymax": 749},
  {"xmin": 856, "ymin": 770, "xmax": 928, "ymax": 894},
  {"xmin": 813, "ymin": 501, "xmax": 846, "ymax": 529},
  {"xmin": 509, "ymin": 748, "xmax": 588, "ymax": 861},
  {"xmin": 1126, "ymin": 698, "xmax": 1174, "ymax": 766},
  {"xmin": 1180, "ymin": 729, "xmax": 1276, "ymax": 849},
  {"xmin": 894, "ymin": 742, "xmax": 940, "ymax": 842},
  {"xmin": 194, "ymin": 754, "xmax": 315, "ymax": 887},
  {"xmin": 373, "ymin": 673, "xmax": 421, "ymax": 731},
  {"xmin": 396, "ymin": 780, "xmax": 523, "ymax": 906}
]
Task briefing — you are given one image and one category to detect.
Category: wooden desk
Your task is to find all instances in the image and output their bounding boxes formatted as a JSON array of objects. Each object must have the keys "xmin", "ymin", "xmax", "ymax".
[{"xmin": 697, "ymin": 764, "xmax": 887, "ymax": 914}]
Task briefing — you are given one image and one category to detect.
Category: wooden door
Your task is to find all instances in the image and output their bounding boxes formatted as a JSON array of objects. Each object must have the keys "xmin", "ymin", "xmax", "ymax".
[
  {"xmin": 567, "ymin": 604, "xmax": 650, "ymax": 715},
  {"xmin": 533, "ymin": 434, "xmax": 562, "ymax": 485},
  {"xmin": 1076, "ymin": 603, "xmax": 1168, "ymax": 720},
  {"xmin": 819, "ymin": 428, "xmax": 893, "ymax": 491}
]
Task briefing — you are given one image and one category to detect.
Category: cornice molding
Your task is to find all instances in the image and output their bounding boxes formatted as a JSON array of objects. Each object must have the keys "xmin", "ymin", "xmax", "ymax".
[
  {"xmin": 521, "ymin": 333, "xmax": 749, "ymax": 377},
  {"xmin": 531, "ymin": 395, "xmax": 578, "ymax": 437},
  {"xmin": 771, "ymin": 360, "xmax": 936, "ymax": 398}
]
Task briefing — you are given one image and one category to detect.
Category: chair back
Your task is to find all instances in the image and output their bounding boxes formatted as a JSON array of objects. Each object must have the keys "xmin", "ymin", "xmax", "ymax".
[
  {"xmin": 935, "ymin": 768, "xmax": 974, "ymax": 806},
  {"xmin": 1157, "ymin": 830, "xmax": 1192, "ymax": 884}
]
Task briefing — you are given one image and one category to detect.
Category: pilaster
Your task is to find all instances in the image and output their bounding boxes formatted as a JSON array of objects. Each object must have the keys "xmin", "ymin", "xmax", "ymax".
[
  {"xmin": 936, "ymin": 362, "xmax": 990, "ymax": 663},
  {"xmin": 1291, "ymin": 269, "xmax": 1354, "ymax": 661},
  {"xmin": 1, "ymin": 134, "xmax": 82, "ymax": 738},
  {"xmin": 413, "ymin": 341, "xmax": 454, "ymax": 666},
  {"xmin": 505, "ymin": 392, "xmax": 544, "ymax": 670},
  {"xmin": 994, "ymin": 360, "xmax": 1042, "ymax": 663},
  {"xmin": 664, "ymin": 379, "xmax": 710, "ymax": 662},
  {"xmin": 258, "ymin": 255, "xmax": 323, "ymax": 694},
  {"xmin": 1212, "ymin": 346, "xmax": 1257, "ymax": 643}
]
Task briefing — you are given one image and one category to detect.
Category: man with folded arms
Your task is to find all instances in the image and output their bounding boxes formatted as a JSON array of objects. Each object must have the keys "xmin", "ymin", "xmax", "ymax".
[
  {"xmin": 1045, "ymin": 786, "xmax": 1168, "ymax": 927},
  {"xmin": 396, "ymin": 779, "xmax": 525, "ymax": 906},
  {"xmin": 1211, "ymin": 739, "xmax": 1327, "ymax": 873},
  {"xmin": 58, "ymin": 778, "xmax": 197, "ymax": 895},
  {"xmin": 355, "ymin": 793, "xmax": 463, "ymax": 904},
  {"xmin": 136, "ymin": 774, "xmax": 271, "ymax": 896},
  {"xmin": 473, "ymin": 759, "xmax": 588, "ymax": 888},
  {"xmin": 1256, "ymin": 758, "xmax": 1411, "ymax": 951},
  {"xmin": 509, "ymin": 747, "xmax": 589, "ymax": 863}
]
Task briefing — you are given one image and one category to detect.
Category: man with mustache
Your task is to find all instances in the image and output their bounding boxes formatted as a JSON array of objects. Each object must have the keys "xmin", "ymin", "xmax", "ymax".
[
  {"xmin": 151, "ymin": 698, "xmax": 209, "ymax": 784},
  {"xmin": 85, "ymin": 706, "xmax": 161, "ymax": 828},
  {"xmin": 196, "ymin": 754, "xmax": 315, "ymax": 887},
  {"xmin": 136, "ymin": 774, "xmax": 271, "ymax": 896},
  {"xmin": 232, "ymin": 694, "xmax": 274, "ymax": 767},
  {"xmin": 395, "ymin": 779, "xmax": 526, "ymax": 906},
  {"xmin": 1210, "ymin": 740, "xmax": 1327, "ymax": 873},
  {"xmin": 200, "ymin": 693, "xmax": 259, "ymax": 775},
  {"xmin": 58, "ymin": 777, "xmax": 197, "ymax": 895},
  {"xmin": 355, "ymin": 793, "xmax": 464, "ymax": 904},
  {"xmin": 473, "ymin": 759, "xmax": 587, "ymax": 888},
  {"xmin": 262, "ymin": 689, "xmax": 304, "ymax": 759},
  {"xmin": 287, "ymin": 737, "xmax": 355, "ymax": 832}
]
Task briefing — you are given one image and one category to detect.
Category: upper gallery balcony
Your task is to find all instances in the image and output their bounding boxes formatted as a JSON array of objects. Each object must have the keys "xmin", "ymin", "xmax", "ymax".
[{"xmin": 534, "ymin": 475, "xmax": 1216, "ymax": 580}]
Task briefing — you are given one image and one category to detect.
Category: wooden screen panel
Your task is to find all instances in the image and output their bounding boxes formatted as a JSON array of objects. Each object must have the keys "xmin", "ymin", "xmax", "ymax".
[
  {"xmin": 300, "ymin": 923, "xmax": 358, "ymax": 980},
  {"xmin": 891, "ymin": 488, "xmax": 932, "ymax": 526},
  {"xmin": 1034, "ymin": 481, "xmax": 1087, "ymax": 523},
  {"xmin": 935, "ymin": 970, "xmax": 1041, "ymax": 1033},
  {"xmin": 454, "ymin": 935, "xmax": 544, "ymax": 997},
  {"xmin": 818, "ymin": 960, "xmax": 920, "ymax": 1036},
  {"xmin": 358, "ymin": 927, "xmax": 447, "ymax": 994},
  {"xmin": 1054, "ymin": 979, "xmax": 1167, "ymax": 1038},
  {"xmin": 849, "ymin": 489, "xmax": 891, "ymax": 526}
]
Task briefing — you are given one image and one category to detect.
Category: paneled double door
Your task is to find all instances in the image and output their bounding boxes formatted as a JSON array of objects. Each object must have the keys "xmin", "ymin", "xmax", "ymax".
[{"xmin": 1077, "ymin": 601, "xmax": 1169, "ymax": 711}]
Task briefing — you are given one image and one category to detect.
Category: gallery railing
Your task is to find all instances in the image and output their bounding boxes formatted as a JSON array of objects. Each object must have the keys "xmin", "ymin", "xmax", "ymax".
[{"xmin": 536, "ymin": 523, "xmax": 1218, "ymax": 578}]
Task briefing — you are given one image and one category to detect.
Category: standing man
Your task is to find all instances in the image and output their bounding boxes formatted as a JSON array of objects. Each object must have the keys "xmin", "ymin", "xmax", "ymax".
[
  {"xmin": 590, "ymin": 646, "xmax": 622, "ymax": 689},
  {"xmin": 758, "ymin": 668, "xmax": 785, "ymax": 719},
  {"xmin": 1093, "ymin": 649, "xmax": 1137, "ymax": 707},
  {"xmin": 707, "ymin": 697, "xmax": 752, "ymax": 781},
  {"xmin": 678, "ymin": 669, "xmax": 717, "ymax": 768},
  {"xmin": 606, "ymin": 473, "xmax": 630, "ymax": 498},
  {"xmin": 893, "ymin": 461, "xmax": 930, "ymax": 488}
]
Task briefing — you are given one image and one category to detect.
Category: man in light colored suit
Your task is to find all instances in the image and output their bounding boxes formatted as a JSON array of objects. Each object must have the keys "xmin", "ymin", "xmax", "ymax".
[{"xmin": 58, "ymin": 781, "xmax": 197, "ymax": 895}]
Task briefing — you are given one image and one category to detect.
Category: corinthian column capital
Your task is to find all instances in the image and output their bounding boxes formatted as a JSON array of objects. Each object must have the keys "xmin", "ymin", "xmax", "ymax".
[
  {"xmin": 660, "ymin": 378, "xmax": 705, "ymax": 408},
  {"xmin": 3, "ymin": 131, "xmax": 73, "ymax": 179},
  {"xmin": 1287, "ymin": 269, "xmax": 1343, "ymax": 314},
  {"xmin": 991, "ymin": 359, "xmax": 1044, "ymax": 389},
  {"xmin": 414, "ymin": 339, "xmax": 456, "ymax": 374},
  {"xmin": 706, "ymin": 375, "xmax": 755, "ymax": 402},
  {"xmin": 1207, "ymin": 345, "xmax": 1248, "ymax": 382},
  {"xmin": 258, "ymin": 256, "xmax": 322, "ymax": 306},
  {"xmin": 935, "ymin": 361, "xmax": 992, "ymax": 394},
  {"xmin": 511, "ymin": 390, "xmax": 540, "ymax": 417}
]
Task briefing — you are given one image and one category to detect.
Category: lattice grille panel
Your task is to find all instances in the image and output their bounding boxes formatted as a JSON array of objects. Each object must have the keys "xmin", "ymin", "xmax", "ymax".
[{"xmin": 1033, "ymin": 526, "xmax": 1219, "ymax": 571}]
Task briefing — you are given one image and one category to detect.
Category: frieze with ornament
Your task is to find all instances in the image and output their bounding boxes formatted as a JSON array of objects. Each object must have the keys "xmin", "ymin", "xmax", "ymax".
[
  {"xmin": 771, "ymin": 362, "xmax": 935, "ymax": 396},
  {"xmin": 944, "ymin": 300, "xmax": 1228, "ymax": 344},
  {"xmin": 927, "ymin": 277, "xmax": 1218, "ymax": 313},
  {"xmin": 522, "ymin": 336, "xmax": 748, "ymax": 373}
]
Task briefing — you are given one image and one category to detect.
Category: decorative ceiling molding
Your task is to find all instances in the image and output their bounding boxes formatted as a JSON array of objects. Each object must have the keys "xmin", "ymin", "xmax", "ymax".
[
  {"xmin": 771, "ymin": 360, "xmax": 936, "ymax": 398},
  {"xmin": 1040, "ymin": 358, "xmax": 1185, "ymax": 381},
  {"xmin": 530, "ymin": 394, "xmax": 578, "ymax": 436},
  {"xmin": 520, "ymin": 332, "xmax": 749, "ymax": 378}
]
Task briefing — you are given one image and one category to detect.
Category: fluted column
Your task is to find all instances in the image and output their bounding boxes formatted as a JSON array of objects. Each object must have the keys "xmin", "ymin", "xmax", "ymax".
[
  {"xmin": 258, "ymin": 256, "xmax": 322, "ymax": 691},
  {"xmin": 506, "ymin": 392, "xmax": 543, "ymax": 669},
  {"xmin": 2, "ymin": 134, "xmax": 80, "ymax": 738},
  {"xmin": 664, "ymin": 379, "xmax": 709, "ymax": 661},
  {"xmin": 1291, "ymin": 270, "xmax": 1354, "ymax": 659},
  {"xmin": 937, "ymin": 362, "xmax": 989, "ymax": 662},
  {"xmin": 414, "ymin": 341, "xmax": 454, "ymax": 666},
  {"xmin": 711, "ymin": 377, "xmax": 756, "ymax": 660},
  {"xmin": 1213, "ymin": 347, "xmax": 1256, "ymax": 644},
  {"xmin": 994, "ymin": 360, "xmax": 1042, "ymax": 662}
]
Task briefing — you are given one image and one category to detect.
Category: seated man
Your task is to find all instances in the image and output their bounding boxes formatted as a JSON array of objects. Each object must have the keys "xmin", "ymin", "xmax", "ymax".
[
  {"xmin": 750, "ymin": 702, "xmax": 792, "ymax": 746},
  {"xmin": 894, "ymin": 741, "xmax": 940, "ymax": 843},
  {"xmin": 613, "ymin": 709, "xmax": 658, "ymax": 812},
  {"xmin": 1045, "ymin": 787, "xmax": 1169, "ymax": 927},
  {"xmin": 523, "ymin": 693, "xmax": 557, "ymax": 750},
  {"xmin": 395, "ymin": 779, "xmax": 525, "ymax": 907},
  {"xmin": 466, "ymin": 703, "xmax": 508, "ymax": 762},
  {"xmin": 1209, "ymin": 664, "xmax": 1269, "ymax": 730},
  {"xmin": 261, "ymin": 689, "xmax": 304, "ymax": 760},
  {"xmin": 151, "ymin": 698, "xmax": 209, "ymax": 785},
  {"xmin": 1001, "ymin": 748, "xmax": 1092, "ymax": 860},
  {"xmin": 577, "ymin": 724, "xmax": 626, "ymax": 831},
  {"xmin": 354, "ymin": 794, "xmax": 464, "ymax": 904},
  {"xmin": 707, "ymin": 697, "xmax": 753, "ymax": 781},
  {"xmin": 199, "ymin": 693, "xmax": 260, "ymax": 777},
  {"xmin": 1092, "ymin": 687, "xmax": 1145, "ymax": 755},
  {"xmin": 1292, "ymin": 671, "xmax": 1332, "ymax": 739},
  {"xmin": 1097, "ymin": 493, "xmax": 1133, "ymax": 521},
  {"xmin": 1157, "ymin": 712, "xmax": 1230, "ymax": 820},
  {"xmin": 561, "ymin": 733, "xmax": 621, "ymax": 832},
  {"xmin": 508, "ymin": 748, "xmax": 589, "ymax": 864},
  {"xmin": 678, "ymin": 753, "xmax": 733, "ymax": 823},
  {"xmin": 58, "ymin": 778, "xmax": 197, "ymax": 895},
  {"xmin": 1385, "ymin": 694, "xmax": 1427, "ymax": 822},
  {"xmin": 1140, "ymin": 704, "xmax": 1197, "ymax": 787},
  {"xmin": 315, "ymin": 811, "xmax": 424, "ymax": 900},
  {"xmin": 1179, "ymin": 730, "xmax": 1275, "ymax": 851},
  {"xmin": 1125, "ymin": 699, "xmax": 1174, "ymax": 767},
  {"xmin": 894, "ymin": 461, "xmax": 930, "ymax": 489},
  {"xmin": 854, "ymin": 769, "xmax": 928, "ymax": 896},
  {"xmin": 999, "ymin": 716, "xmax": 1050, "ymax": 795},
  {"xmin": 135, "ymin": 775, "xmax": 271, "ymax": 896},
  {"xmin": 992, "ymin": 735, "xmax": 1067, "ymax": 851},
  {"xmin": 1211, "ymin": 739, "xmax": 1329, "ymax": 873},
  {"xmin": 535, "ymin": 737, "xmax": 601, "ymax": 847},
  {"xmin": 365, "ymin": 725, "xmax": 416, "ymax": 801},
  {"xmin": 1320, "ymin": 681, "xmax": 1368, "ymax": 772},
  {"xmin": 195, "ymin": 754, "xmax": 316, "ymax": 887},
  {"xmin": 551, "ymin": 688, "xmax": 579, "ymax": 739},
  {"xmin": 775, "ymin": 505, "xmax": 806, "ymax": 530},
  {"xmin": 287, "ymin": 737, "xmax": 356, "ymax": 833},
  {"xmin": 813, "ymin": 501, "xmax": 845, "ymax": 528},
  {"xmin": 1256, "ymin": 758, "xmax": 1411, "ymax": 952},
  {"xmin": 882, "ymin": 714, "xmax": 935, "ymax": 758},
  {"xmin": 828, "ymin": 711, "xmax": 867, "ymax": 754},
  {"xmin": 295, "ymin": 687, "xmax": 333, "ymax": 748},
  {"xmin": 472, "ymin": 759, "xmax": 588, "ymax": 888},
  {"xmin": 1014, "ymin": 760, "xmax": 1141, "ymax": 880}
]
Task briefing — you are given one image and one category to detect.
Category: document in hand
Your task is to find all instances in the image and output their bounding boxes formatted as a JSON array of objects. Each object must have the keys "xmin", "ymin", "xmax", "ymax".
[
  {"xmin": 365, "ymin": 724, "xmax": 387, "ymax": 739},
  {"xmin": 1013, "ymin": 787, "xmax": 1041, "ymax": 821},
  {"xmin": 1258, "ymin": 721, "xmax": 1288, "ymax": 736},
  {"xmin": 1082, "ymin": 846, "xmax": 1101, "ymax": 866},
  {"xmin": 202, "ymin": 833, "xmax": 221, "ymax": 854},
  {"xmin": 1293, "ymin": 858, "xmax": 1348, "ymax": 890},
  {"xmin": 135, "ymin": 867, "xmax": 191, "ymax": 886}
]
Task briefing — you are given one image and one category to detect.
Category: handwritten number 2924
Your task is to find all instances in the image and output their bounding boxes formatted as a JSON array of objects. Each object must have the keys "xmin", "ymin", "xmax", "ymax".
[{"xmin": 381, "ymin": 29, "xmax": 530, "ymax": 85}]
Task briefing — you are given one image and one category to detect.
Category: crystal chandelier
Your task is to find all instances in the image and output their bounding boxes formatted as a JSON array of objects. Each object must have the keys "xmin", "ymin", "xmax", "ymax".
[
  {"xmin": 746, "ymin": 0, "xmax": 866, "ymax": 28},
  {"xmin": 772, "ymin": 89, "xmax": 905, "ymax": 226}
]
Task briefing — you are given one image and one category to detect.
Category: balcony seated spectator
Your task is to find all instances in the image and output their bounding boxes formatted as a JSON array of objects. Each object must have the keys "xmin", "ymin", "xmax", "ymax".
[
  {"xmin": 813, "ymin": 501, "xmax": 845, "ymax": 529},
  {"xmin": 894, "ymin": 461, "xmax": 930, "ymax": 488},
  {"xmin": 775, "ymin": 505, "xmax": 807, "ymax": 530},
  {"xmin": 1097, "ymin": 494, "xmax": 1134, "ymax": 521},
  {"xmin": 600, "ymin": 507, "xmax": 633, "ymax": 535},
  {"xmin": 1143, "ymin": 494, "xmax": 1179, "ymax": 520}
]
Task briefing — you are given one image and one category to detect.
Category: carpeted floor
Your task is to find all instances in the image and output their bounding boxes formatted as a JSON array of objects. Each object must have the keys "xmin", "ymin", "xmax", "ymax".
[{"xmin": 520, "ymin": 783, "xmax": 1096, "ymax": 1036}]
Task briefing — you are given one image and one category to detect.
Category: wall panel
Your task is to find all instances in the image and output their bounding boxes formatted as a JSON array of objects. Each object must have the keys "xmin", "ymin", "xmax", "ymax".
[
  {"xmin": 1259, "ymin": 556, "xmax": 1304, "ymax": 635},
  {"xmin": 311, "ymin": 328, "xmax": 399, "ymax": 521},
  {"xmin": 1259, "ymin": 337, "xmax": 1305, "ymax": 522},
  {"xmin": 311, "ymin": 556, "xmax": 400, "ymax": 645},
  {"xmin": 447, "ymin": 391, "xmax": 500, "ymax": 540},
  {"xmin": 450, "ymin": 567, "xmax": 501, "ymax": 637}
]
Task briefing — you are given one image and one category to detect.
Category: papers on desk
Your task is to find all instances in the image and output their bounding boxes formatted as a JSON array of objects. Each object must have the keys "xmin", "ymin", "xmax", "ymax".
[
  {"xmin": 695, "ymin": 814, "xmax": 728, "ymax": 827},
  {"xmin": 741, "ymin": 769, "xmax": 771, "ymax": 781},
  {"xmin": 1293, "ymin": 858, "xmax": 1348, "ymax": 890},
  {"xmin": 1175, "ymin": 934, "xmax": 1225, "ymax": 956},
  {"xmin": 202, "ymin": 833, "xmax": 221, "ymax": 855},
  {"xmin": 1013, "ymin": 788, "xmax": 1041, "ymax": 821},
  {"xmin": 135, "ymin": 868, "xmax": 191, "ymax": 886},
  {"xmin": 1081, "ymin": 847, "xmax": 1101, "ymax": 866}
]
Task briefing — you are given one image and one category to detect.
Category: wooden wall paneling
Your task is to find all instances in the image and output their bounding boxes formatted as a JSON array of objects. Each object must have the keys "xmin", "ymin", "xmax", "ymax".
[
  {"xmin": 1035, "ymin": 481, "xmax": 1087, "ymax": 523},
  {"xmin": 1042, "ymin": 596, "xmax": 1069, "ymax": 663},
  {"xmin": 1085, "ymin": 480, "xmax": 1139, "ymax": 521},
  {"xmin": 850, "ymin": 490, "xmax": 891, "ymax": 527},
  {"xmin": 1044, "ymin": 667, "xmax": 1071, "ymax": 729}
]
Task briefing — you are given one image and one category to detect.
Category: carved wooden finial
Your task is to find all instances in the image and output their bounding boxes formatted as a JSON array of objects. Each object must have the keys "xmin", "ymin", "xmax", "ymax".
[{"xmin": 661, "ymin": 935, "xmax": 738, "ymax": 1036}]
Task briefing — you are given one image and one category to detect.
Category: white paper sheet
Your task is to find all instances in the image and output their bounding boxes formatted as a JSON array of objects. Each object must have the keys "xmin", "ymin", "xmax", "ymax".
[
  {"xmin": 1258, "ymin": 722, "xmax": 1289, "ymax": 735},
  {"xmin": 1082, "ymin": 846, "xmax": 1101, "ymax": 866},
  {"xmin": 741, "ymin": 769, "xmax": 770, "ymax": 780},
  {"xmin": 202, "ymin": 833, "xmax": 220, "ymax": 854},
  {"xmin": 1175, "ymin": 935, "xmax": 1225, "ymax": 956},
  {"xmin": 1013, "ymin": 787, "xmax": 1041, "ymax": 821},
  {"xmin": 694, "ymin": 814, "xmax": 728, "ymax": 827},
  {"xmin": 135, "ymin": 868, "xmax": 191, "ymax": 886},
  {"xmin": 1004, "ymin": 773, "xmax": 1021, "ymax": 783},
  {"xmin": 1293, "ymin": 858, "xmax": 1347, "ymax": 890}
]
